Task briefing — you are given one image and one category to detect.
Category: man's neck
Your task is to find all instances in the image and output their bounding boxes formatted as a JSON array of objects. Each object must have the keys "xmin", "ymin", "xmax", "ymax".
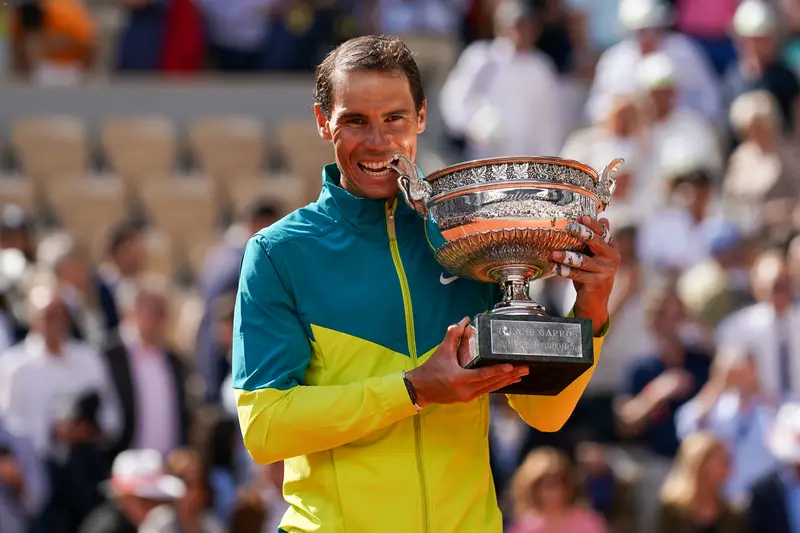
[{"xmin": 43, "ymin": 337, "xmax": 62, "ymax": 356}]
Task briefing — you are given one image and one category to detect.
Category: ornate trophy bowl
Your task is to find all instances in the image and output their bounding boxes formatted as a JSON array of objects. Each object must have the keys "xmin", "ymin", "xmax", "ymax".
[{"xmin": 390, "ymin": 154, "xmax": 622, "ymax": 396}]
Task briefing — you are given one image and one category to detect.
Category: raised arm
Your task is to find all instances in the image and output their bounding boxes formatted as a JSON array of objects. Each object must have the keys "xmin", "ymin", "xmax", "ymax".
[
  {"xmin": 505, "ymin": 320, "xmax": 607, "ymax": 432},
  {"xmin": 232, "ymin": 236, "xmax": 419, "ymax": 465},
  {"xmin": 507, "ymin": 214, "xmax": 619, "ymax": 431}
]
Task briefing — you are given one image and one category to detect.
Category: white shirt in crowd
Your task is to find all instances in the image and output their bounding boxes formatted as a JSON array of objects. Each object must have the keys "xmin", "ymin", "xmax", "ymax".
[
  {"xmin": 652, "ymin": 107, "xmax": 724, "ymax": 178},
  {"xmin": 440, "ymin": 37, "xmax": 565, "ymax": 160},
  {"xmin": 120, "ymin": 325, "xmax": 180, "ymax": 455},
  {"xmin": 637, "ymin": 207, "xmax": 723, "ymax": 272},
  {"xmin": 0, "ymin": 334, "xmax": 121, "ymax": 457},
  {"xmin": 586, "ymin": 33, "xmax": 722, "ymax": 125},
  {"xmin": 716, "ymin": 303, "xmax": 800, "ymax": 400}
]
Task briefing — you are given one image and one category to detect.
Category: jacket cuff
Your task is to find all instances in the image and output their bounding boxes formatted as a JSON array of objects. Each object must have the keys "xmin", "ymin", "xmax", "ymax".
[
  {"xmin": 378, "ymin": 372, "xmax": 421, "ymax": 418},
  {"xmin": 566, "ymin": 307, "xmax": 611, "ymax": 338}
]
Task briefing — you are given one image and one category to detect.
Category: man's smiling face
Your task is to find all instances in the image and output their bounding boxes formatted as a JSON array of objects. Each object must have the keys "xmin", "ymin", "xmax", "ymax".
[{"xmin": 314, "ymin": 69, "xmax": 427, "ymax": 199}]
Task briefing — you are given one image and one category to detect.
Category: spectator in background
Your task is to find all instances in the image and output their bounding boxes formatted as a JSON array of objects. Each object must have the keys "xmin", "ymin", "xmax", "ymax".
[
  {"xmin": 116, "ymin": 0, "xmax": 204, "ymax": 73},
  {"xmin": 745, "ymin": 402, "xmax": 800, "ymax": 533},
  {"xmin": 574, "ymin": 442, "xmax": 638, "ymax": 533},
  {"xmin": 676, "ymin": 346, "xmax": 779, "ymax": 506},
  {"xmin": 781, "ymin": 0, "xmax": 800, "ymax": 74},
  {"xmin": 616, "ymin": 278, "xmax": 712, "ymax": 459},
  {"xmin": 79, "ymin": 449, "xmax": 186, "ymax": 533},
  {"xmin": 677, "ymin": 219, "xmax": 756, "ymax": 331},
  {"xmin": 656, "ymin": 432, "xmax": 744, "ymax": 533},
  {"xmin": 717, "ymin": 249, "xmax": 800, "ymax": 402},
  {"xmin": 115, "ymin": 0, "xmax": 166, "ymax": 71},
  {"xmin": 196, "ymin": 199, "xmax": 279, "ymax": 403},
  {"xmin": 674, "ymin": 0, "xmax": 739, "ymax": 76},
  {"xmin": 638, "ymin": 51, "xmax": 724, "ymax": 183},
  {"xmin": 139, "ymin": 448, "xmax": 224, "ymax": 533},
  {"xmin": 724, "ymin": 0, "xmax": 800, "ymax": 136},
  {"xmin": 196, "ymin": 0, "xmax": 275, "ymax": 72},
  {"xmin": 37, "ymin": 233, "xmax": 107, "ymax": 350},
  {"xmin": 561, "ymin": 95, "xmax": 655, "ymax": 218},
  {"xmin": 723, "ymin": 90, "xmax": 800, "ymax": 234},
  {"xmin": 200, "ymin": 412, "xmax": 241, "ymax": 525},
  {"xmin": 615, "ymin": 278, "xmax": 712, "ymax": 531},
  {"xmin": 368, "ymin": 0, "xmax": 468, "ymax": 37},
  {"xmin": 0, "ymin": 204, "xmax": 35, "ymax": 263},
  {"xmin": 0, "ymin": 279, "xmax": 121, "ymax": 533},
  {"xmin": 0, "ymin": 417, "xmax": 49, "ymax": 533},
  {"xmin": 529, "ymin": 0, "xmax": 588, "ymax": 75},
  {"xmin": 0, "ymin": 279, "xmax": 120, "ymax": 460},
  {"xmin": 637, "ymin": 168, "xmax": 721, "ymax": 273},
  {"xmin": 95, "ymin": 220, "xmax": 148, "ymax": 336},
  {"xmin": 103, "ymin": 274, "xmax": 190, "ymax": 460},
  {"xmin": 8, "ymin": 0, "xmax": 96, "ymax": 86},
  {"xmin": 228, "ymin": 490, "xmax": 267, "ymax": 533},
  {"xmin": 439, "ymin": 0, "xmax": 564, "ymax": 160},
  {"xmin": 507, "ymin": 447, "xmax": 607, "ymax": 533},
  {"xmin": 586, "ymin": 0, "xmax": 722, "ymax": 125}
]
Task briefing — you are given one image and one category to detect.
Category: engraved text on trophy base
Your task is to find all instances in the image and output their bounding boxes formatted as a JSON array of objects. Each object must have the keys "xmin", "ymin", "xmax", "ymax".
[{"xmin": 490, "ymin": 319, "xmax": 583, "ymax": 358}]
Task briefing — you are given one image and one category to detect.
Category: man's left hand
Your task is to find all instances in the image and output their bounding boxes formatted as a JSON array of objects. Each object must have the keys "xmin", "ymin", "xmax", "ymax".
[{"xmin": 549, "ymin": 216, "xmax": 620, "ymax": 335}]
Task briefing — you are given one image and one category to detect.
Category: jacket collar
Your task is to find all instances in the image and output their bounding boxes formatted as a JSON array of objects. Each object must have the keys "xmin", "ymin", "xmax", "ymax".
[{"xmin": 317, "ymin": 163, "xmax": 420, "ymax": 240}]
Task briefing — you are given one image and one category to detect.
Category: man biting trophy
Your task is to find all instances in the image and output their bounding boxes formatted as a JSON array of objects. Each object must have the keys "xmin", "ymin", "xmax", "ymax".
[{"xmin": 231, "ymin": 32, "xmax": 621, "ymax": 533}]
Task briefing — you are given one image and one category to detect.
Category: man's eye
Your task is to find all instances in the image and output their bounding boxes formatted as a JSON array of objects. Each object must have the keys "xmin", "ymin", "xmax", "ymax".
[{"xmin": 387, "ymin": 115, "xmax": 402, "ymax": 122}]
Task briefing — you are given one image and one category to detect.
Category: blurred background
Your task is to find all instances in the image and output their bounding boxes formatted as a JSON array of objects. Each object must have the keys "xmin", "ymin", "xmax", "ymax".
[{"xmin": 1, "ymin": 0, "xmax": 800, "ymax": 532}]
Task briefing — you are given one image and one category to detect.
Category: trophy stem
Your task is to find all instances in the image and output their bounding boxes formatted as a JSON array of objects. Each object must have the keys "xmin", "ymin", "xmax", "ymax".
[{"xmin": 490, "ymin": 267, "xmax": 547, "ymax": 317}]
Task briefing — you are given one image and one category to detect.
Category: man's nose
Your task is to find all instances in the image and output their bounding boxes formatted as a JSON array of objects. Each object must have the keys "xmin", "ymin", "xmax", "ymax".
[{"xmin": 363, "ymin": 123, "xmax": 391, "ymax": 148}]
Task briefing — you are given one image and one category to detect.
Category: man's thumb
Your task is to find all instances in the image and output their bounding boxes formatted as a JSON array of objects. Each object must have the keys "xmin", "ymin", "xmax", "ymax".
[{"xmin": 442, "ymin": 317, "xmax": 469, "ymax": 352}]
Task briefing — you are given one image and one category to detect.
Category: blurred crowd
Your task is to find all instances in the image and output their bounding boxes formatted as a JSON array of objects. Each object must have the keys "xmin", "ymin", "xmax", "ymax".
[{"xmin": 1, "ymin": 0, "xmax": 800, "ymax": 533}]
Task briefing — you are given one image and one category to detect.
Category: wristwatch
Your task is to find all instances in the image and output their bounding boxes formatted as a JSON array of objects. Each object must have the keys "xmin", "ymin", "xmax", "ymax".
[{"xmin": 403, "ymin": 372, "xmax": 423, "ymax": 411}]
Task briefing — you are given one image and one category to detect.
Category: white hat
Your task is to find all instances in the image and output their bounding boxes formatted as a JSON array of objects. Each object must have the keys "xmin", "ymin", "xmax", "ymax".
[
  {"xmin": 637, "ymin": 52, "xmax": 677, "ymax": 90},
  {"xmin": 101, "ymin": 449, "xmax": 186, "ymax": 501},
  {"xmin": 768, "ymin": 403, "xmax": 800, "ymax": 464},
  {"xmin": 619, "ymin": 0, "xmax": 673, "ymax": 31},
  {"xmin": 733, "ymin": 0, "xmax": 778, "ymax": 37}
]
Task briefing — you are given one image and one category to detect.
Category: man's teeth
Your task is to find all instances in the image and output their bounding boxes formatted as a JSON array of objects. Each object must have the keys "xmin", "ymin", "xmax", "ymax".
[{"xmin": 360, "ymin": 159, "xmax": 393, "ymax": 170}]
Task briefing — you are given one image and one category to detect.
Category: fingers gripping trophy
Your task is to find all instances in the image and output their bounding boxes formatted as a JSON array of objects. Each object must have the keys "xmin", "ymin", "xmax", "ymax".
[{"xmin": 389, "ymin": 155, "xmax": 622, "ymax": 396}]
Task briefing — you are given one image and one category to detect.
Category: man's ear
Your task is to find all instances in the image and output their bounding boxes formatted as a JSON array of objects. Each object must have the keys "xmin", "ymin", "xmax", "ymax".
[
  {"xmin": 417, "ymin": 99, "xmax": 427, "ymax": 135},
  {"xmin": 314, "ymin": 104, "xmax": 333, "ymax": 141}
]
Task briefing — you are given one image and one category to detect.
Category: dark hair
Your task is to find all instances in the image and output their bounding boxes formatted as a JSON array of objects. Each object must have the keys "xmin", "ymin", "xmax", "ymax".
[
  {"xmin": 247, "ymin": 198, "xmax": 280, "ymax": 224},
  {"xmin": 108, "ymin": 219, "xmax": 144, "ymax": 256},
  {"xmin": 17, "ymin": 2, "xmax": 44, "ymax": 31},
  {"xmin": 314, "ymin": 35, "xmax": 426, "ymax": 118}
]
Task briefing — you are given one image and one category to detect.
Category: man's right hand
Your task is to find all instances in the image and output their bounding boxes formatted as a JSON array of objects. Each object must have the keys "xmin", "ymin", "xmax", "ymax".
[{"xmin": 404, "ymin": 317, "xmax": 529, "ymax": 407}]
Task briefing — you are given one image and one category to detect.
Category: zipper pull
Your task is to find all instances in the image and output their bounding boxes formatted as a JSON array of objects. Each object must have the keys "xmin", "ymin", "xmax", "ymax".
[{"xmin": 387, "ymin": 206, "xmax": 397, "ymax": 240}]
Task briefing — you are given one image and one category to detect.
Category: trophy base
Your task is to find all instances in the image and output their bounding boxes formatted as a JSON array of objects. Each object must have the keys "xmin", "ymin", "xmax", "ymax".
[{"xmin": 463, "ymin": 313, "xmax": 594, "ymax": 396}]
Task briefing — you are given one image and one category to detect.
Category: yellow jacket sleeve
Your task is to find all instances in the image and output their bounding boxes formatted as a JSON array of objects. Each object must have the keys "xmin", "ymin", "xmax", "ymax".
[
  {"xmin": 232, "ymin": 236, "xmax": 418, "ymax": 465},
  {"xmin": 506, "ymin": 313, "xmax": 608, "ymax": 432}
]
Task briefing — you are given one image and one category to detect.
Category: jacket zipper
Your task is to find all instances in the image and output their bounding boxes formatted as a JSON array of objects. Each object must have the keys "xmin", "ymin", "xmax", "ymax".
[{"xmin": 386, "ymin": 198, "xmax": 430, "ymax": 533}]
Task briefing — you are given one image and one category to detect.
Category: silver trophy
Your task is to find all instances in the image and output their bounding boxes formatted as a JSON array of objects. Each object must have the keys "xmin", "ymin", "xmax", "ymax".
[{"xmin": 390, "ymin": 155, "xmax": 621, "ymax": 395}]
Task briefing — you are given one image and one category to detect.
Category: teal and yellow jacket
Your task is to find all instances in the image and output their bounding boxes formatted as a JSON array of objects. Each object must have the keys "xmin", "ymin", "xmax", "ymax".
[{"xmin": 232, "ymin": 164, "xmax": 607, "ymax": 533}]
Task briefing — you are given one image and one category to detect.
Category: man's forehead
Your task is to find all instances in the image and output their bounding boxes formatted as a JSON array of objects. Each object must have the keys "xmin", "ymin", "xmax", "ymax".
[{"xmin": 330, "ymin": 69, "xmax": 415, "ymax": 114}]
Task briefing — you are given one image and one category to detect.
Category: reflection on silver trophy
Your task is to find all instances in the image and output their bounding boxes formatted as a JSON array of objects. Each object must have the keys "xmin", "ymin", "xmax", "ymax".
[{"xmin": 390, "ymin": 155, "xmax": 622, "ymax": 396}]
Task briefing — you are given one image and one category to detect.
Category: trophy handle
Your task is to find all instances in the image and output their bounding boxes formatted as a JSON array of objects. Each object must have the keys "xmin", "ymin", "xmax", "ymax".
[
  {"xmin": 389, "ymin": 153, "xmax": 431, "ymax": 217},
  {"xmin": 599, "ymin": 158, "xmax": 624, "ymax": 209}
]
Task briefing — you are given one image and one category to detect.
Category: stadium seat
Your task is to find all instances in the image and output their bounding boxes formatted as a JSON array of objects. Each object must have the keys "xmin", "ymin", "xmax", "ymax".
[
  {"xmin": 47, "ymin": 177, "xmax": 128, "ymax": 263},
  {"xmin": 101, "ymin": 115, "xmax": 177, "ymax": 181},
  {"xmin": 11, "ymin": 114, "xmax": 89, "ymax": 182}
]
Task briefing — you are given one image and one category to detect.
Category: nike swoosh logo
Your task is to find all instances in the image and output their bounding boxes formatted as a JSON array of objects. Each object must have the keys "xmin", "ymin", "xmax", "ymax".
[{"xmin": 440, "ymin": 273, "xmax": 459, "ymax": 285}]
